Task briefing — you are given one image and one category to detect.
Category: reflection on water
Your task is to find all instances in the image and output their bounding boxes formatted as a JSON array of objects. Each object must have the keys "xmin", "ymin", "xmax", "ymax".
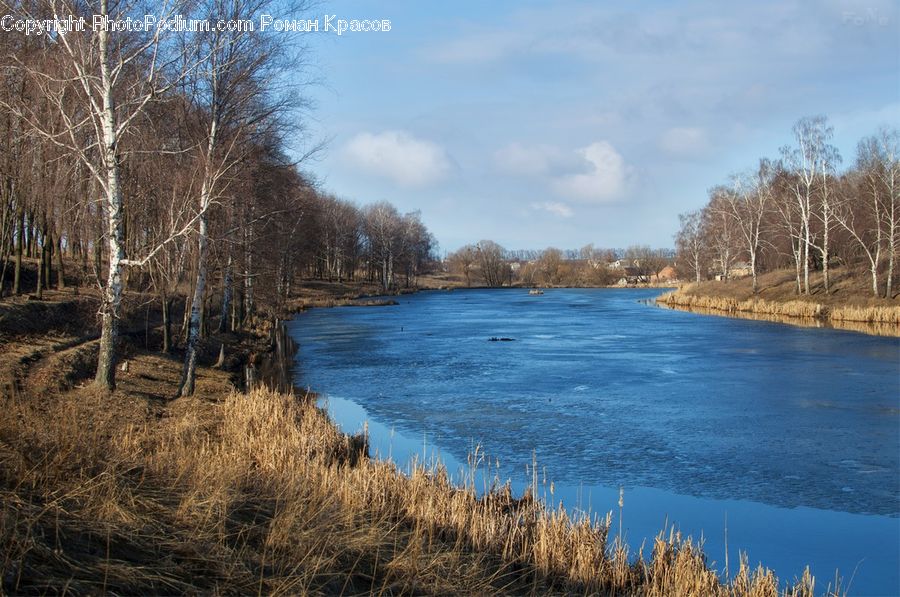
[
  {"xmin": 320, "ymin": 393, "xmax": 899, "ymax": 597},
  {"xmin": 291, "ymin": 288, "xmax": 900, "ymax": 596},
  {"xmin": 658, "ymin": 302, "xmax": 900, "ymax": 337}
]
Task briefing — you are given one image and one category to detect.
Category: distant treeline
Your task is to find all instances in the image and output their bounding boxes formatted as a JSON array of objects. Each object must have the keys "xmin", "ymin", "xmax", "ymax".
[
  {"xmin": 675, "ymin": 116, "xmax": 898, "ymax": 297},
  {"xmin": 445, "ymin": 243, "xmax": 674, "ymax": 287}
]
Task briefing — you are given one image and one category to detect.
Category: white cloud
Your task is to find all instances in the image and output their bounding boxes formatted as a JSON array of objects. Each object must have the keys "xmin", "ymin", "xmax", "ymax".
[
  {"xmin": 552, "ymin": 141, "xmax": 628, "ymax": 203},
  {"xmin": 658, "ymin": 127, "xmax": 710, "ymax": 157},
  {"xmin": 495, "ymin": 141, "xmax": 630, "ymax": 204},
  {"xmin": 531, "ymin": 201, "xmax": 574, "ymax": 218},
  {"xmin": 494, "ymin": 143, "xmax": 585, "ymax": 177},
  {"xmin": 343, "ymin": 131, "xmax": 452, "ymax": 188}
]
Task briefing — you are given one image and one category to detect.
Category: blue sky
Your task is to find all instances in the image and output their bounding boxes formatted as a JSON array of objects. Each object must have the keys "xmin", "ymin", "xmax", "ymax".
[{"xmin": 294, "ymin": 0, "xmax": 899, "ymax": 253}]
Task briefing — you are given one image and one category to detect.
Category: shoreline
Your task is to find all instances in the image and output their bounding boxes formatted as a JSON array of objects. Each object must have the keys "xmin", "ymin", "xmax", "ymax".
[
  {"xmin": 287, "ymin": 287, "xmax": 898, "ymax": 594},
  {"xmin": 0, "ymin": 283, "xmax": 870, "ymax": 594},
  {"xmin": 656, "ymin": 289, "xmax": 900, "ymax": 337}
]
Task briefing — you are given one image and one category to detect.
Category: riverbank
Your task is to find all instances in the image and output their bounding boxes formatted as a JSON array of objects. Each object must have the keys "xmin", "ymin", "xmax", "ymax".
[
  {"xmin": 657, "ymin": 269, "xmax": 900, "ymax": 336},
  {"xmin": 0, "ymin": 287, "xmax": 834, "ymax": 595}
]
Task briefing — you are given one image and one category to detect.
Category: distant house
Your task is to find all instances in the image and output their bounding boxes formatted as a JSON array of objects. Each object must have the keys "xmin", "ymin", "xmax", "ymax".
[
  {"xmin": 656, "ymin": 265, "xmax": 678, "ymax": 281},
  {"xmin": 712, "ymin": 263, "xmax": 752, "ymax": 281},
  {"xmin": 609, "ymin": 259, "xmax": 637, "ymax": 270},
  {"xmin": 731, "ymin": 263, "xmax": 752, "ymax": 278},
  {"xmin": 616, "ymin": 265, "xmax": 645, "ymax": 285}
]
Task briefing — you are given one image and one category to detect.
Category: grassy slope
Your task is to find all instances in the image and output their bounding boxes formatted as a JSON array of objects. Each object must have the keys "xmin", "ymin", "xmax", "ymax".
[
  {"xmin": 0, "ymin": 289, "xmax": 834, "ymax": 596},
  {"xmin": 673, "ymin": 268, "xmax": 898, "ymax": 307},
  {"xmin": 659, "ymin": 269, "xmax": 900, "ymax": 332}
]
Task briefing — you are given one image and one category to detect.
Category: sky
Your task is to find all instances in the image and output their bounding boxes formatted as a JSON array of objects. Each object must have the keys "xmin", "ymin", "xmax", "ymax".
[{"xmin": 289, "ymin": 0, "xmax": 899, "ymax": 253}]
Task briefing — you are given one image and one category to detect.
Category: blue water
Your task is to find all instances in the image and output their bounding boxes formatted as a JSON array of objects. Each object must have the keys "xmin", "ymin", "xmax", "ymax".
[{"xmin": 288, "ymin": 288, "xmax": 900, "ymax": 595}]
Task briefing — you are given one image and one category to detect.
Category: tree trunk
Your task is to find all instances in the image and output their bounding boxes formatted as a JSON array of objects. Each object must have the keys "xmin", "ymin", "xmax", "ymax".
[
  {"xmin": 55, "ymin": 235, "xmax": 66, "ymax": 289},
  {"xmin": 94, "ymin": 232, "xmax": 103, "ymax": 286},
  {"xmin": 178, "ymin": 98, "xmax": 216, "ymax": 397},
  {"xmin": 13, "ymin": 205, "xmax": 22, "ymax": 294},
  {"xmin": 218, "ymin": 252, "xmax": 232, "ymax": 333},
  {"xmin": 44, "ymin": 230, "xmax": 53, "ymax": 290},
  {"xmin": 94, "ymin": 5, "xmax": 126, "ymax": 391},
  {"xmin": 177, "ymin": 207, "xmax": 208, "ymax": 397},
  {"xmin": 803, "ymin": 223, "xmax": 810, "ymax": 295},
  {"xmin": 750, "ymin": 251, "xmax": 758, "ymax": 295},
  {"xmin": 234, "ymin": 284, "xmax": 243, "ymax": 331},
  {"xmin": 161, "ymin": 295, "xmax": 173, "ymax": 352},
  {"xmin": 887, "ymin": 211, "xmax": 896, "ymax": 298},
  {"xmin": 35, "ymin": 231, "xmax": 44, "ymax": 299},
  {"xmin": 871, "ymin": 261, "xmax": 880, "ymax": 298},
  {"xmin": 25, "ymin": 214, "xmax": 33, "ymax": 258},
  {"xmin": 244, "ymin": 224, "xmax": 254, "ymax": 322},
  {"xmin": 201, "ymin": 296, "xmax": 208, "ymax": 339}
]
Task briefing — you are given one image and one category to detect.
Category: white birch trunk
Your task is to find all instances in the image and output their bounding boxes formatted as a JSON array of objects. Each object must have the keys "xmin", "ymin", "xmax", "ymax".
[
  {"xmin": 887, "ymin": 162, "xmax": 897, "ymax": 298},
  {"xmin": 177, "ymin": 108, "xmax": 217, "ymax": 396},
  {"xmin": 95, "ymin": 3, "xmax": 125, "ymax": 389}
]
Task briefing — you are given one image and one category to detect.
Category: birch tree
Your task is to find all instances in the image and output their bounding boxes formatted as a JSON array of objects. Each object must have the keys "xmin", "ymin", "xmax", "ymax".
[
  {"xmin": 781, "ymin": 116, "xmax": 836, "ymax": 295},
  {"xmin": 720, "ymin": 160, "xmax": 774, "ymax": 294},
  {"xmin": 773, "ymin": 167, "xmax": 805, "ymax": 294},
  {"xmin": 675, "ymin": 210, "xmax": 705, "ymax": 283},
  {"xmin": 842, "ymin": 128, "xmax": 900, "ymax": 297},
  {"xmin": 874, "ymin": 128, "xmax": 899, "ymax": 297},
  {"xmin": 177, "ymin": 0, "xmax": 295, "ymax": 396},
  {"xmin": 703, "ymin": 189, "xmax": 738, "ymax": 281},
  {"xmin": 3, "ymin": 0, "xmax": 193, "ymax": 389},
  {"xmin": 363, "ymin": 201, "xmax": 401, "ymax": 291},
  {"xmin": 817, "ymin": 140, "xmax": 841, "ymax": 294}
]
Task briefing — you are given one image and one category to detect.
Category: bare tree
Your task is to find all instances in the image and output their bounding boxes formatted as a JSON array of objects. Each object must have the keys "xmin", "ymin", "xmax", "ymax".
[
  {"xmin": 781, "ymin": 116, "xmax": 837, "ymax": 294},
  {"xmin": 364, "ymin": 201, "xmax": 401, "ymax": 291},
  {"xmin": 702, "ymin": 190, "xmax": 738, "ymax": 281},
  {"xmin": 4, "ymin": 0, "xmax": 194, "ymax": 388},
  {"xmin": 177, "ymin": 0, "xmax": 304, "ymax": 396},
  {"xmin": 475, "ymin": 240, "xmax": 506, "ymax": 287},
  {"xmin": 874, "ymin": 128, "xmax": 899, "ymax": 297},
  {"xmin": 719, "ymin": 160, "xmax": 774, "ymax": 294},
  {"xmin": 772, "ymin": 166, "xmax": 805, "ymax": 294},
  {"xmin": 675, "ymin": 210, "xmax": 706, "ymax": 283},
  {"xmin": 537, "ymin": 247, "xmax": 563, "ymax": 286},
  {"xmin": 840, "ymin": 129, "xmax": 900, "ymax": 297},
  {"xmin": 447, "ymin": 244, "xmax": 476, "ymax": 286},
  {"xmin": 817, "ymin": 138, "xmax": 841, "ymax": 294}
]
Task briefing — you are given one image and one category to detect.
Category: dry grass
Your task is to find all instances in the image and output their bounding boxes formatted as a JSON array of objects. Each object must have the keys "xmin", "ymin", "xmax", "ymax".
[
  {"xmin": 659, "ymin": 270, "xmax": 900, "ymax": 335},
  {"xmin": 0, "ymin": 381, "xmax": 839, "ymax": 595},
  {"xmin": 290, "ymin": 297, "xmax": 400, "ymax": 310},
  {"xmin": 829, "ymin": 304, "xmax": 900, "ymax": 324},
  {"xmin": 658, "ymin": 293, "xmax": 826, "ymax": 319}
]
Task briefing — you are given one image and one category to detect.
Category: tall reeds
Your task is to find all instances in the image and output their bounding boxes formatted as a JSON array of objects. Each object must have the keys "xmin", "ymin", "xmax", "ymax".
[
  {"xmin": 658, "ymin": 289, "xmax": 900, "ymax": 332},
  {"xmin": 0, "ymin": 388, "xmax": 836, "ymax": 595}
]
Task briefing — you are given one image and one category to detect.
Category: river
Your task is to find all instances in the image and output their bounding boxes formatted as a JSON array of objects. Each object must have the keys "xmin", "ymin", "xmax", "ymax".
[{"xmin": 287, "ymin": 288, "xmax": 900, "ymax": 595}]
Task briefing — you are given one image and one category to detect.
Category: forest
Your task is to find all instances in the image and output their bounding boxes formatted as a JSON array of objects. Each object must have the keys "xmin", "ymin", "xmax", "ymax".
[
  {"xmin": 673, "ymin": 116, "xmax": 898, "ymax": 298},
  {"xmin": 0, "ymin": 0, "xmax": 436, "ymax": 395}
]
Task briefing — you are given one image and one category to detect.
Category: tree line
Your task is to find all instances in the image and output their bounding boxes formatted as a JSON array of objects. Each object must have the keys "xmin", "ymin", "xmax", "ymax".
[
  {"xmin": 675, "ymin": 116, "xmax": 898, "ymax": 298},
  {"xmin": 0, "ymin": 0, "xmax": 435, "ymax": 394},
  {"xmin": 445, "ymin": 242, "xmax": 674, "ymax": 287}
]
